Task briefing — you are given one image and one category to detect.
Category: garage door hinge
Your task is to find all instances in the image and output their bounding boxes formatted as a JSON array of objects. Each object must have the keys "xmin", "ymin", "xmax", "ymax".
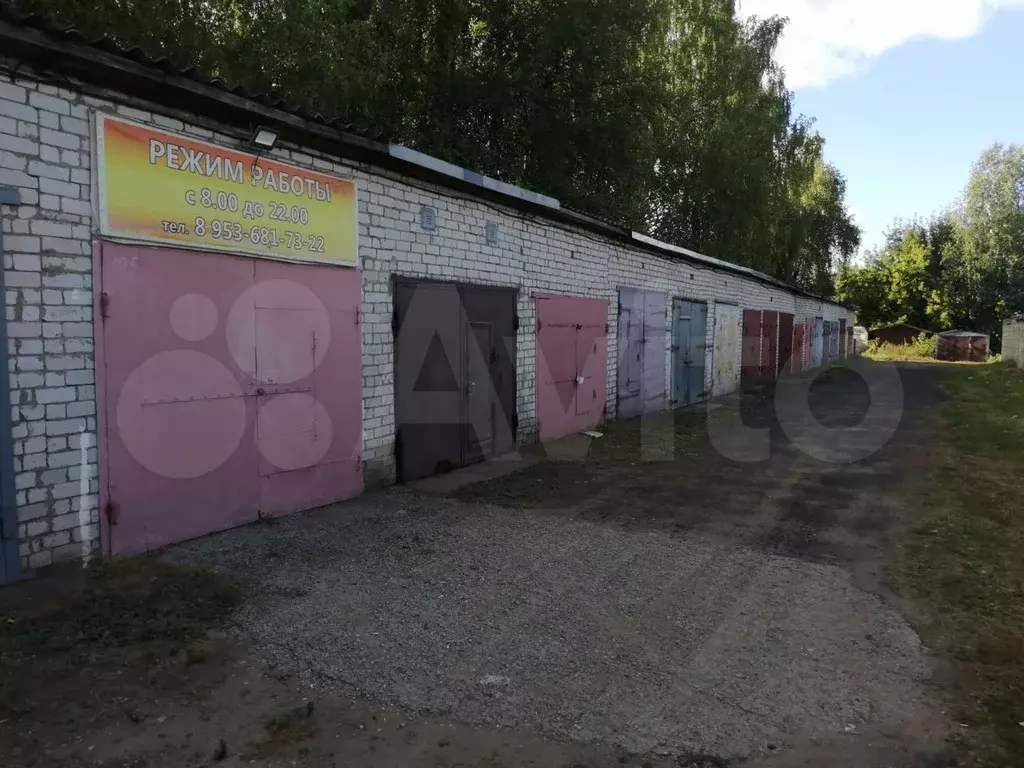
[
  {"xmin": 354, "ymin": 308, "xmax": 360, "ymax": 325},
  {"xmin": 104, "ymin": 500, "xmax": 119, "ymax": 525},
  {"xmin": 514, "ymin": 315, "xmax": 520, "ymax": 332},
  {"xmin": 536, "ymin": 319, "xmax": 542, "ymax": 332},
  {"xmin": 100, "ymin": 292, "xmax": 110, "ymax": 320}
]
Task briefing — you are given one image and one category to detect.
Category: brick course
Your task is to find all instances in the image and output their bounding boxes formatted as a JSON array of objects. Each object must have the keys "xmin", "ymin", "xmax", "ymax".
[{"xmin": 1, "ymin": 63, "xmax": 853, "ymax": 569}]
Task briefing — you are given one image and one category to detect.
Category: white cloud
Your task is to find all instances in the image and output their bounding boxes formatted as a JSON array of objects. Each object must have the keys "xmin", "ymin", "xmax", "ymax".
[{"xmin": 739, "ymin": 0, "xmax": 1024, "ymax": 88}]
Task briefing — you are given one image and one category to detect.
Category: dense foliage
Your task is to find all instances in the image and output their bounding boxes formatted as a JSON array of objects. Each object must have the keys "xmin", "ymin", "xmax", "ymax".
[
  {"xmin": 16, "ymin": 0, "xmax": 859, "ymax": 293},
  {"xmin": 836, "ymin": 143, "xmax": 1024, "ymax": 349}
]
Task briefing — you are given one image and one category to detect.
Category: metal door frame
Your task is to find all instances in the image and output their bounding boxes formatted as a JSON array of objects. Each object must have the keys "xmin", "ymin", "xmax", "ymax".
[{"xmin": 0, "ymin": 187, "xmax": 22, "ymax": 582}]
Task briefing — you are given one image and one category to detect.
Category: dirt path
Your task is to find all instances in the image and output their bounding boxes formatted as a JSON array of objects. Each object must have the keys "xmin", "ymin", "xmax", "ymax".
[{"xmin": 1, "ymin": 362, "xmax": 957, "ymax": 767}]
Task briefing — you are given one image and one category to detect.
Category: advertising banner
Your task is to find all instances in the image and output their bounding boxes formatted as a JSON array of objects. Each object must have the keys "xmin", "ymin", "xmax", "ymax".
[{"xmin": 97, "ymin": 115, "xmax": 357, "ymax": 267}]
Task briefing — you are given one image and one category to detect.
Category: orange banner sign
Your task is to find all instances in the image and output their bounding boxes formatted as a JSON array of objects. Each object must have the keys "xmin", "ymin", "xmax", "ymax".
[{"xmin": 97, "ymin": 115, "xmax": 358, "ymax": 266}]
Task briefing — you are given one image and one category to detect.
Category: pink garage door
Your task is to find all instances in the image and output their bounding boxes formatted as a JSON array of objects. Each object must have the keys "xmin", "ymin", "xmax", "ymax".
[
  {"xmin": 535, "ymin": 294, "xmax": 608, "ymax": 441},
  {"xmin": 97, "ymin": 241, "xmax": 363, "ymax": 557}
]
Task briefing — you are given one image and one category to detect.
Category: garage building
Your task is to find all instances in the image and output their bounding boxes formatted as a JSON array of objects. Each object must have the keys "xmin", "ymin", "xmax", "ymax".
[{"xmin": 0, "ymin": 12, "xmax": 854, "ymax": 578}]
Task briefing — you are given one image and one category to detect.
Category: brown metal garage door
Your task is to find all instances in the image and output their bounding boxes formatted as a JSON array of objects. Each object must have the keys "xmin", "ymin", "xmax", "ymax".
[
  {"xmin": 777, "ymin": 312, "xmax": 794, "ymax": 375},
  {"xmin": 394, "ymin": 278, "xmax": 517, "ymax": 481}
]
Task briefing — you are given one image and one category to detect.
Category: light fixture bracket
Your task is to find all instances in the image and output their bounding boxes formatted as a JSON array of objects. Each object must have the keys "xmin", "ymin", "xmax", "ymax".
[{"xmin": 251, "ymin": 126, "xmax": 279, "ymax": 150}]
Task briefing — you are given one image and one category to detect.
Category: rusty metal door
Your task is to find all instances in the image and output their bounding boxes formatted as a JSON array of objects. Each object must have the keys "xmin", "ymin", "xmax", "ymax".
[
  {"xmin": 760, "ymin": 310, "xmax": 778, "ymax": 378},
  {"xmin": 839, "ymin": 319, "xmax": 848, "ymax": 358},
  {"xmin": 394, "ymin": 279, "xmax": 516, "ymax": 481},
  {"xmin": 535, "ymin": 294, "xmax": 608, "ymax": 440},
  {"xmin": 713, "ymin": 303, "xmax": 740, "ymax": 396},
  {"xmin": 777, "ymin": 313, "xmax": 794, "ymax": 375},
  {"xmin": 617, "ymin": 289, "xmax": 666, "ymax": 419},
  {"xmin": 793, "ymin": 321, "xmax": 805, "ymax": 373},
  {"xmin": 970, "ymin": 336, "xmax": 988, "ymax": 362},
  {"xmin": 828, "ymin": 321, "xmax": 840, "ymax": 362},
  {"xmin": 741, "ymin": 309, "xmax": 761, "ymax": 378}
]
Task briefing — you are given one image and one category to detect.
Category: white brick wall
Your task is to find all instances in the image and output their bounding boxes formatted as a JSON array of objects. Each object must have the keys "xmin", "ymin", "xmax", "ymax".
[
  {"xmin": 0, "ymin": 73, "xmax": 98, "ymax": 570},
  {"xmin": 0, "ymin": 63, "xmax": 853, "ymax": 568},
  {"xmin": 1004, "ymin": 318, "xmax": 1024, "ymax": 366}
]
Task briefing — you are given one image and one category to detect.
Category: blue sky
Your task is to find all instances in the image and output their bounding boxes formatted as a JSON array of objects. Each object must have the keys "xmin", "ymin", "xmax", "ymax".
[{"xmin": 740, "ymin": 0, "xmax": 1024, "ymax": 257}]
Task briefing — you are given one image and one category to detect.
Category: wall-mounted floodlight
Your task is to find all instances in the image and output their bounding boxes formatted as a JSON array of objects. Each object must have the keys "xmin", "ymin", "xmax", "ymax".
[{"xmin": 251, "ymin": 126, "xmax": 279, "ymax": 150}]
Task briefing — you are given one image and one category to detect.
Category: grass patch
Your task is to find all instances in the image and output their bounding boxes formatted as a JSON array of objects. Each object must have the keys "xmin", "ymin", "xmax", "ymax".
[
  {"xmin": 864, "ymin": 333, "xmax": 937, "ymax": 362},
  {"xmin": 900, "ymin": 363, "xmax": 1024, "ymax": 766},
  {"xmin": 0, "ymin": 557, "xmax": 242, "ymax": 719}
]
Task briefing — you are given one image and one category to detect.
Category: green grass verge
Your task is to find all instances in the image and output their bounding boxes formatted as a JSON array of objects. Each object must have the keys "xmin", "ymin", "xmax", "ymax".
[
  {"xmin": 863, "ymin": 333, "xmax": 938, "ymax": 362},
  {"xmin": 901, "ymin": 363, "xmax": 1024, "ymax": 766}
]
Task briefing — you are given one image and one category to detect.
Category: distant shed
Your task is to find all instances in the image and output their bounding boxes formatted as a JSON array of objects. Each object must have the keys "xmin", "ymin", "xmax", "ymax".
[
  {"xmin": 868, "ymin": 324, "xmax": 933, "ymax": 346},
  {"xmin": 936, "ymin": 330, "xmax": 989, "ymax": 362}
]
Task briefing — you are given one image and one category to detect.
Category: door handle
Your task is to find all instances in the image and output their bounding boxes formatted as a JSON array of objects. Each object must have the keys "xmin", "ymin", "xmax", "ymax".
[{"xmin": 466, "ymin": 381, "xmax": 476, "ymax": 394}]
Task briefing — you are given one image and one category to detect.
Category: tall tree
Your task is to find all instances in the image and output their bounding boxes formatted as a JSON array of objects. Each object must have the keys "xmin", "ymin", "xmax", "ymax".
[{"xmin": 15, "ymin": 0, "xmax": 860, "ymax": 293}]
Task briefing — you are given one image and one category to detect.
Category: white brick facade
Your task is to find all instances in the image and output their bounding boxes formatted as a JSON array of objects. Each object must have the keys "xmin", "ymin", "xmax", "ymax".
[
  {"xmin": 0, "ymin": 64, "xmax": 853, "ymax": 571},
  {"xmin": 1004, "ymin": 317, "xmax": 1024, "ymax": 367}
]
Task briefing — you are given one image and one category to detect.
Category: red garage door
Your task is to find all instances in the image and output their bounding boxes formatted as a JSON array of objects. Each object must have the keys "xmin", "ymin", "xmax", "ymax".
[
  {"xmin": 741, "ymin": 310, "xmax": 761, "ymax": 378},
  {"xmin": 536, "ymin": 293, "xmax": 608, "ymax": 440},
  {"xmin": 760, "ymin": 310, "xmax": 778, "ymax": 378},
  {"xmin": 777, "ymin": 312, "xmax": 794, "ymax": 375},
  {"xmin": 98, "ymin": 241, "xmax": 363, "ymax": 556},
  {"xmin": 793, "ymin": 322, "xmax": 806, "ymax": 373}
]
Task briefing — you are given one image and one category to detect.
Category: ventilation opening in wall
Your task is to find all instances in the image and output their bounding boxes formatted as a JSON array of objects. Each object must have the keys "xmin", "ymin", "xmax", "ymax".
[
  {"xmin": 420, "ymin": 206, "xmax": 437, "ymax": 231},
  {"xmin": 485, "ymin": 221, "xmax": 499, "ymax": 245}
]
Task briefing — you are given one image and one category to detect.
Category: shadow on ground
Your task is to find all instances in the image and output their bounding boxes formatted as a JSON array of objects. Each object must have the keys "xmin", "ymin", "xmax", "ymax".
[{"xmin": 1, "ymin": 361, "xmax": 958, "ymax": 767}]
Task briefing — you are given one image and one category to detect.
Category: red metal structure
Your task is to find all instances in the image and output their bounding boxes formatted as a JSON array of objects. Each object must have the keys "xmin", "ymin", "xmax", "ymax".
[
  {"xmin": 760, "ymin": 310, "xmax": 778, "ymax": 378},
  {"xmin": 936, "ymin": 331, "xmax": 990, "ymax": 362},
  {"xmin": 792, "ymin": 321, "xmax": 805, "ymax": 373},
  {"xmin": 97, "ymin": 241, "xmax": 363, "ymax": 557},
  {"xmin": 535, "ymin": 294, "xmax": 609, "ymax": 440},
  {"xmin": 741, "ymin": 309, "xmax": 761, "ymax": 378},
  {"xmin": 777, "ymin": 312, "xmax": 794, "ymax": 375}
]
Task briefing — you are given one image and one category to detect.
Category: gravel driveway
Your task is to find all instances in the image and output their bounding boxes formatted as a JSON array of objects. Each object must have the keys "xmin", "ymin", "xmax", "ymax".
[{"xmin": 171, "ymin": 363, "xmax": 950, "ymax": 764}]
